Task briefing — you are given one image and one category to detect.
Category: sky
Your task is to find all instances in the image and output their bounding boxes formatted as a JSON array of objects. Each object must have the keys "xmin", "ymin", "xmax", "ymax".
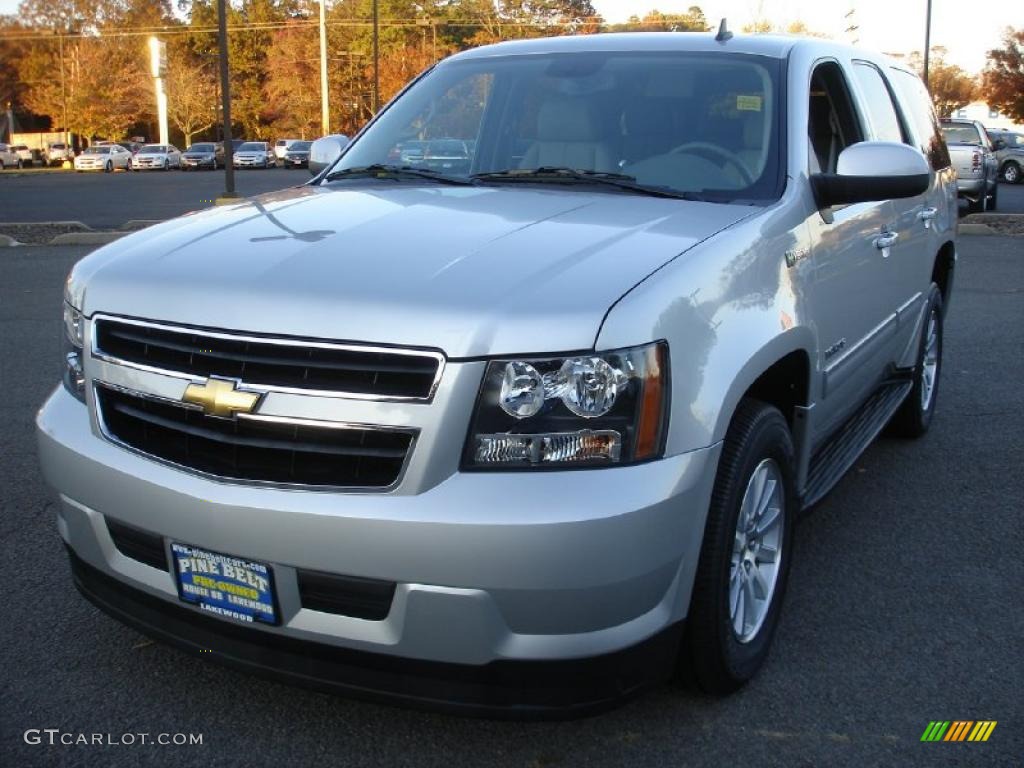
[{"xmin": 1, "ymin": 0, "xmax": 1020, "ymax": 74}]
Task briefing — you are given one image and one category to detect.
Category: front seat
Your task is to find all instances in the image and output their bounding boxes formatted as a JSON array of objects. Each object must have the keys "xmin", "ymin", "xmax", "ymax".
[{"xmin": 520, "ymin": 99, "xmax": 615, "ymax": 172}]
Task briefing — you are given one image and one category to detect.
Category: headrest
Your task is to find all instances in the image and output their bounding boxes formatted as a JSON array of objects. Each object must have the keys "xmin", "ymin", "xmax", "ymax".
[{"xmin": 537, "ymin": 99, "xmax": 602, "ymax": 142}]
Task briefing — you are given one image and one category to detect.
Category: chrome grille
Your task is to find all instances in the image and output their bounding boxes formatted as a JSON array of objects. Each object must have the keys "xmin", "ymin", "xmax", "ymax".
[
  {"xmin": 96, "ymin": 385, "xmax": 415, "ymax": 489},
  {"xmin": 93, "ymin": 317, "xmax": 443, "ymax": 401}
]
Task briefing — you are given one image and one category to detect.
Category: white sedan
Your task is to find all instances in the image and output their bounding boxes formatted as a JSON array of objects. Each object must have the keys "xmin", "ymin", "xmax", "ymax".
[
  {"xmin": 74, "ymin": 144, "xmax": 133, "ymax": 172},
  {"xmin": 131, "ymin": 143, "xmax": 182, "ymax": 170},
  {"xmin": 233, "ymin": 141, "xmax": 276, "ymax": 168}
]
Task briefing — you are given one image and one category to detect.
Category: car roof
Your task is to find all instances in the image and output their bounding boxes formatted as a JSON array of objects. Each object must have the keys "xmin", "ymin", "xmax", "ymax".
[{"xmin": 447, "ymin": 31, "xmax": 884, "ymax": 63}]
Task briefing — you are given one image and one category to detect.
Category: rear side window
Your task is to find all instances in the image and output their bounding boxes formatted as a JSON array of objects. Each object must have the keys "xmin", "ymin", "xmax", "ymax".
[
  {"xmin": 852, "ymin": 63, "xmax": 904, "ymax": 143},
  {"xmin": 890, "ymin": 69, "xmax": 951, "ymax": 170}
]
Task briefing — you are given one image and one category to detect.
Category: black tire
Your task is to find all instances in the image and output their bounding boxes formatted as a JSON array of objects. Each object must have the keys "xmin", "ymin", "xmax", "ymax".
[
  {"xmin": 888, "ymin": 285, "xmax": 943, "ymax": 438},
  {"xmin": 104, "ymin": 160, "xmax": 112, "ymax": 173},
  {"xmin": 17, "ymin": 159, "xmax": 23, "ymax": 169},
  {"xmin": 967, "ymin": 193, "xmax": 985, "ymax": 214},
  {"xmin": 1001, "ymin": 161, "xmax": 1021, "ymax": 184},
  {"xmin": 0, "ymin": 159, "xmax": 4, "ymax": 170},
  {"xmin": 681, "ymin": 399, "xmax": 796, "ymax": 695}
]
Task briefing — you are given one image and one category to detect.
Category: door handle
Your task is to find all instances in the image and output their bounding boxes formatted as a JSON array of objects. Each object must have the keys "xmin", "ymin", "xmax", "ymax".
[
  {"xmin": 918, "ymin": 207, "xmax": 937, "ymax": 228},
  {"xmin": 873, "ymin": 231, "xmax": 899, "ymax": 251}
]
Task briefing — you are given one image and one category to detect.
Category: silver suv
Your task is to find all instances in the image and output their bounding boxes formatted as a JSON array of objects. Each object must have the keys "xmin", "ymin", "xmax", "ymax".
[{"xmin": 38, "ymin": 32, "xmax": 957, "ymax": 716}]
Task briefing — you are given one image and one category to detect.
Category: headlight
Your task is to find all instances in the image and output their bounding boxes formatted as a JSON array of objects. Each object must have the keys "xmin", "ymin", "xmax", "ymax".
[
  {"xmin": 463, "ymin": 342, "xmax": 668, "ymax": 469},
  {"xmin": 62, "ymin": 299, "xmax": 85, "ymax": 402}
]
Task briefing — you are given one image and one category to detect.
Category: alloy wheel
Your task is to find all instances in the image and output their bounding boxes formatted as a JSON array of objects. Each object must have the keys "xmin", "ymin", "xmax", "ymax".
[
  {"xmin": 730, "ymin": 458, "xmax": 785, "ymax": 644},
  {"xmin": 920, "ymin": 308, "xmax": 940, "ymax": 411}
]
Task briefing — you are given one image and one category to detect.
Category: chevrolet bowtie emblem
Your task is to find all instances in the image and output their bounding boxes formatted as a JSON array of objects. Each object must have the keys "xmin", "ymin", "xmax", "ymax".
[{"xmin": 182, "ymin": 378, "xmax": 261, "ymax": 418}]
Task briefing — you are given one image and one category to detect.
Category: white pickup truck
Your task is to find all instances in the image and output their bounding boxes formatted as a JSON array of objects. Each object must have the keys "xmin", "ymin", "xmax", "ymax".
[{"xmin": 939, "ymin": 118, "xmax": 999, "ymax": 212}]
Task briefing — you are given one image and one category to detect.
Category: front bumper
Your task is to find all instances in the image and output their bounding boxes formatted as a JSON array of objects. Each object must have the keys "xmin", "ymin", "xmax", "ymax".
[
  {"xmin": 37, "ymin": 385, "xmax": 719, "ymax": 712},
  {"xmin": 182, "ymin": 156, "xmax": 215, "ymax": 168}
]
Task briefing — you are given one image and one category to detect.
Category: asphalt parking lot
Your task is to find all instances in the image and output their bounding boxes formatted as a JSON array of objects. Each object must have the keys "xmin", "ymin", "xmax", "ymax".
[
  {"xmin": 1, "ymin": 234, "xmax": 1021, "ymax": 767},
  {"xmin": 1, "ymin": 168, "xmax": 1024, "ymax": 228},
  {"xmin": 0, "ymin": 167, "xmax": 310, "ymax": 228}
]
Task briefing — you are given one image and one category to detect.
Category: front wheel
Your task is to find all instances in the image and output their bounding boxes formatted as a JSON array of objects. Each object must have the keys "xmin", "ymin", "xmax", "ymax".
[
  {"xmin": 1001, "ymin": 161, "xmax": 1020, "ymax": 184},
  {"xmin": 104, "ymin": 160, "xmax": 113, "ymax": 173},
  {"xmin": 681, "ymin": 399, "xmax": 796, "ymax": 694},
  {"xmin": 888, "ymin": 286, "xmax": 943, "ymax": 438}
]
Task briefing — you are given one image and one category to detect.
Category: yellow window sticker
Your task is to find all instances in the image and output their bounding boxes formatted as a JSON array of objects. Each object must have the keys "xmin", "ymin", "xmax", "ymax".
[{"xmin": 737, "ymin": 94, "xmax": 763, "ymax": 112}]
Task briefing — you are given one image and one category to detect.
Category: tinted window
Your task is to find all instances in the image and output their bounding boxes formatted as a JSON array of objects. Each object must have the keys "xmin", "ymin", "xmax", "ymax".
[
  {"xmin": 890, "ymin": 69, "xmax": 950, "ymax": 170},
  {"xmin": 239, "ymin": 142, "xmax": 265, "ymax": 151},
  {"xmin": 852, "ymin": 63, "xmax": 904, "ymax": 143},
  {"xmin": 189, "ymin": 143, "xmax": 215, "ymax": 151},
  {"xmin": 807, "ymin": 62, "xmax": 865, "ymax": 174}
]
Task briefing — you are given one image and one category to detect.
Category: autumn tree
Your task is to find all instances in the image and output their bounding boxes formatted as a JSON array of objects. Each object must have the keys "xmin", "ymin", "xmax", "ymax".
[
  {"xmin": 608, "ymin": 7, "xmax": 708, "ymax": 33},
  {"xmin": 982, "ymin": 27, "xmax": 1024, "ymax": 122},
  {"xmin": 907, "ymin": 48, "xmax": 977, "ymax": 117},
  {"xmin": 263, "ymin": 19, "xmax": 321, "ymax": 139},
  {"xmin": 165, "ymin": 53, "xmax": 219, "ymax": 146}
]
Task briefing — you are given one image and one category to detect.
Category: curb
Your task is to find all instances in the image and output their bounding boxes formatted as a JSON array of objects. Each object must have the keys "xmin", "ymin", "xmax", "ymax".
[
  {"xmin": 49, "ymin": 232, "xmax": 128, "ymax": 245},
  {"xmin": 959, "ymin": 223, "xmax": 997, "ymax": 236}
]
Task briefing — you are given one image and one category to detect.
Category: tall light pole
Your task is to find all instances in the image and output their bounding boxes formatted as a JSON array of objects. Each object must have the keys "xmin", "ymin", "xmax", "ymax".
[
  {"xmin": 319, "ymin": 0, "xmax": 329, "ymax": 134},
  {"xmin": 372, "ymin": 0, "xmax": 379, "ymax": 112},
  {"xmin": 57, "ymin": 32, "xmax": 68, "ymax": 146},
  {"xmin": 922, "ymin": 0, "xmax": 933, "ymax": 88},
  {"xmin": 148, "ymin": 37, "xmax": 169, "ymax": 145},
  {"xmin": 216, "ymin": 0, "xmax": 237, "ymax": 199}
]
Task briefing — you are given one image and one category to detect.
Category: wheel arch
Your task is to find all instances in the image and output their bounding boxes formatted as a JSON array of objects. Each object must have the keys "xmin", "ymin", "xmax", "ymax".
[{"xmin": 931, "ymin": 240, "xmax": 956, "ymax": 314}]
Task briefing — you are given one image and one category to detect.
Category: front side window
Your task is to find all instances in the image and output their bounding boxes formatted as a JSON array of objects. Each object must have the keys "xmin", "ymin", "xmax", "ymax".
[
  {"xmin": 332, "ymin": 52, "xmax": 784, "ymax": 202},
  {"xmin": 807, "ymin": 61, "xmax": 864, "ymax": 174},
  {"xmin": 852, "ymin": 63, "xmax": 904, "ymax": 143}
]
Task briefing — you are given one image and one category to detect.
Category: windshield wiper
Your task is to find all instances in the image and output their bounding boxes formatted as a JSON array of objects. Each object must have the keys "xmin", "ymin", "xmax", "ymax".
[
  {"xmin": 471, "ymin": 167, "xmax": 707, "ymax": 200},
  {"xmin": 323, "ymin": 164, "xmax": 475, "ymax": 185}
]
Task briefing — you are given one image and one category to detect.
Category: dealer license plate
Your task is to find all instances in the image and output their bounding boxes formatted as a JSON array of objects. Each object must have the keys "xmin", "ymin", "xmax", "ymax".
[{"xmin": 171, "ymin": 543, "xmax": 277, "ymax": 625}]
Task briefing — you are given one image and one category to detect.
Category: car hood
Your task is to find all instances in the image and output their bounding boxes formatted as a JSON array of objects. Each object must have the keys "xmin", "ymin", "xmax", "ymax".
[{"xmin": 72, "ymin": 184, "xmax": 755, "ymax": 358}]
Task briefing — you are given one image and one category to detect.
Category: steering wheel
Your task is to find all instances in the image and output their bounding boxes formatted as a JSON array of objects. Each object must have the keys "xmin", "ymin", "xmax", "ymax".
[{"xmin": 669, "ymin": 142, "xmax": 754, "ymax": 186}]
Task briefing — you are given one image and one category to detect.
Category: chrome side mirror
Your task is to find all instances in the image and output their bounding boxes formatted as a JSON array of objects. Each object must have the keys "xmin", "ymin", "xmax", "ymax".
[
  {"xmin": 309, "ymin": 134, "xmax": 350, "ymax": 176},
  {"xmin": 812, "ymin": 141, "xmax": 930, "ymax": 208}
]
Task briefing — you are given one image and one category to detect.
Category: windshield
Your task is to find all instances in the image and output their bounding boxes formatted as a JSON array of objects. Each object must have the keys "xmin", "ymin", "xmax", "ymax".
[
  {"xmin": 140, "ymin": 145, "xmax": 167, "ymax": 154},
  {"xmin": 941, "ymin": 124, "xmax": 982, "ymax": 145},
  {"xmin": 330, "ymin": 51, "xmax": 783, "ymax": 201},
  {"xmin": 189, "ymin": 143, "xmax": 215, "ymax": 152},
  {"xmin": 289, "ymin": 141, "xmax": 312, "ymax": 151},
  {"xmin": 84, "ymin": 147, "xmax": 111, "ymax": 154},
  {"xmin": 239, "ymin": 142, "xmax": 265, "ymax": 151}
]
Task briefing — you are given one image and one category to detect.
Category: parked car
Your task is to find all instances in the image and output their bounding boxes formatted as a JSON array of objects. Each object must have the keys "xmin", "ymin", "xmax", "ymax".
[
  {"xmin": 0, "ymin": 142, "xmax": 23, "ymax": 169},
  {"xmin": 131, "ymin": 143, "xmax": 181, "ymax": 170},
  {"xmin": 181, "ymin": 142, "xmax": 221, "ymax": 170},
  {"xmin": 420, "ymin": 139, "xmax": 471, "ymax": 173},
  {"xmin": 115, "ymin": 140, "xmax": 143, "ymax": 156},
  {"xmin": 274, "ymin": 138, "xmax": 301, "ymax": 160},
  {"xmin": 40, "ymin": 32, "xmax": 958, "ymax": 716},
  {"xmin": 939, "ymin": 118, "xmax": 999, "ymax": 212},
  {"xmin": 233, "ymin": 141, "xmax": 275, "ymax": 168},
  {"xmin": 10, "ymin": 144, "xmax": 35, "ymax": 165},
  {"xmin": 45, "ymin": 141, "xmax": 73, "ymax": 165},
  {"xmin": 282, "ymin": 140, "xmax": 312, "ymax": 168},
  {"xmin": 986, "ymin": 128, "xmax": 1024, "ymax": 184},
  {"xmin": 73, "ymin": 144, "xmax": 132, "ymax": 172}
]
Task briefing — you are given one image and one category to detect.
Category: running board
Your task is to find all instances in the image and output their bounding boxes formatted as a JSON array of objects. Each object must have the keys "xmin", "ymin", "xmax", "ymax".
[{"xmin": 801, "ymin": 379, "xmax": 913, "ymax": 509}]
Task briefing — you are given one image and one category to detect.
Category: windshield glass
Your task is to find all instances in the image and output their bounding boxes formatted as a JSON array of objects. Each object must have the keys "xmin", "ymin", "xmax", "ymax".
[
  {"xmin": 290, "ymin": 141, "xmax": 312, "ymax": 151},
  {"xmin": 330, "ymin": 51, "xmax": 783, "ymax": 201},
  {"xmin": 140, "ymin": 145, "xmax": 166, "ymax": 154},
  {"xmin": 239, "ymin": 142, "xmax": 265, "ymax": 151},
  {"xmin": 84, "ymin": 146, "xmax": 111, "ymax": 154},
  {"xmin": 189, "ymin": 143, "xmax": 215, "ymax": 152},
  {"xmin": 941, "ymin": 124, "xmax": 982, "ymax": 145}
]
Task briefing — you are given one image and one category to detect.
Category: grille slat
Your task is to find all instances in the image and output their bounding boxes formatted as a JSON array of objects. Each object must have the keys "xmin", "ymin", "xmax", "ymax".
[
  {"xmin": 98, "ymin": 387, "xmax": 413, "ymax": 488},
  {"xmin": 95, "ymin": 319, "xmax": 440, "ymax": 399}
]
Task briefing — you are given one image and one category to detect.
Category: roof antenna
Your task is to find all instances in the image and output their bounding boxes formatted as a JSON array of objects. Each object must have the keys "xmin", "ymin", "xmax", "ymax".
[{"xmin": 715, "ymin": 18, "xmax": 733, "ymax": 42}]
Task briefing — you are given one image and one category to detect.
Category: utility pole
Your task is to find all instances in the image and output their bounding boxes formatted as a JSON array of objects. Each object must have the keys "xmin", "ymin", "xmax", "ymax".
[
  {"xmin": 216, "ymin": 0, "xmax": 237, "ymax": 199},
  {"xmin": 372, "ymin": 0, "xmax": 379, "ymax": 112},
  {"xmin": 58, "ymin": 33, "xmax": 68, "ymax": 146},
  {"xmin": 923, "ymin": 0, "xmax": 933, "ymax": 88},
  {"xmin": 319, "ymin": 0, "xmax": 329, "ymax": 134}
]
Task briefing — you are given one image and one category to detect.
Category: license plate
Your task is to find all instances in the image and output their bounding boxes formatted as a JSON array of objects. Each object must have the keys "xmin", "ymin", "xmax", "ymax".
[{"xmin": 171, "ymin": 543, "xmax": 277, "ymax": 625}]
